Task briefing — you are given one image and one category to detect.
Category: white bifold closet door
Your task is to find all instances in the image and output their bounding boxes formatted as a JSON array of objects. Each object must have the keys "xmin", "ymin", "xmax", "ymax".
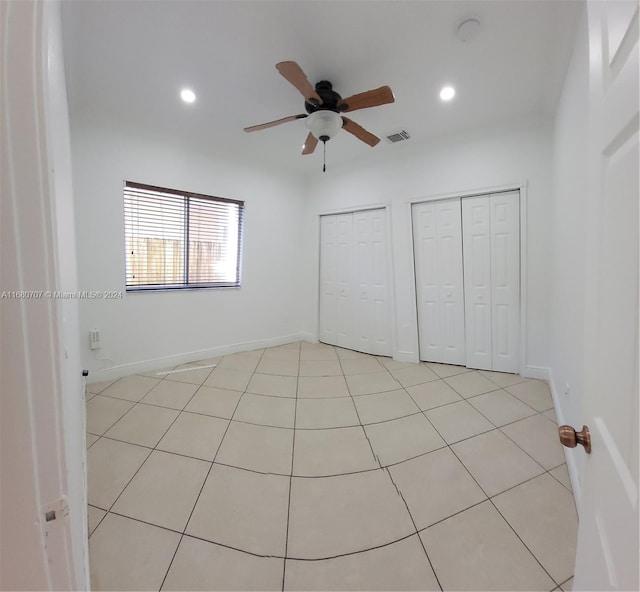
[
  {"xmin": 462, "ymin": 192, "xmax": 520, "ymax": 372},
  {"xmin": 412, "ymin": 199, "xmax": 466, "ymax": 365},
  {"xmin": 319, "ymin": 209, "xmax": 391, "ymax": 356}
]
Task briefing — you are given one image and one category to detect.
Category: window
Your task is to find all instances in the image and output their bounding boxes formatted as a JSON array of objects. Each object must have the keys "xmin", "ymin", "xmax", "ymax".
[{"xmin": 124, "ymin": 181, "xmax": 244, "ymax": 290}]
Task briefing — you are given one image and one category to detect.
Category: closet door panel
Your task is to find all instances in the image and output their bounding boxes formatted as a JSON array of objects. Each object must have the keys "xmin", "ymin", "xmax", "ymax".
[
  {"xmin": 436, "ymin": 200, "xmax": 466, "ymax": 365},
  {"xmin": 462, "ymin": 196, "xmax": 493, "ymax": 370},
  {"xmin": 413, "ymin": 203, "xmax": 443, "ymax": 361},
  {"xmin": 490, "ymin": 192, "xmax": 520, "ymax": 372},
  {"xmin": 369, "ymin": 209, "xmax": 391, "ymax": 355},
  {"xmin": 353, "ymin": 211, "xmax": 374, "ymax": 353},
  {"xmin": 335, "ymin": 214, "xmax": 353, "ymax": 349},
  {"xmin": 413, "ymin": 200, "xmax": 465, "ymax": 364},
  {"xmin": 320, "ymin": 209, "xmax": 391, "ymax": 356},
  {"xmin": 319, "ymin": 215, "xmax": 339, "ymax": 345}
]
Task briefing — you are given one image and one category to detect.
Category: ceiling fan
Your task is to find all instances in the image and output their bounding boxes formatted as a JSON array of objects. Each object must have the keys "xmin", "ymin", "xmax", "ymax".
[{"xmin": 244, "ymin": 61, "xmax": 395, "ymax": 169}]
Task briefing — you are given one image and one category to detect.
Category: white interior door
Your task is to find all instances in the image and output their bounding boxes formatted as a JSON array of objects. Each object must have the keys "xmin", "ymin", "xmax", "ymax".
[
  {"xmin": 438, "ymin": 201, "xmax": 466, "ymax": 364},
  {"xmin": 489, "ymin": 192, "xmax": 520, "ymax": 372},
  {"xmin": 369, "ymin": 210, "xmax": 392, "ymax": 355},
  {"xmin": 413, "ymin": 199, "xmax": 465, "ymax": 364},
  {"xmin": 572, "ymin": 2, "xmax": 639, "ymax": 590},
  {"xmin": 462, "ymin": 192, "xmax": 520, "ymax": 373},
  {"xmin": 335, "ymin": 214, "xmax": 353, "ymax": 349},
  {"xmin": 319, "ymin": 209, "xmax": 391, "ymax": 356},
  {"xmin": 413, "ymin": 202, "xmax": 442, "ymax": 361},
  {"xmin": 352, "ymin": 209, "xmax": 391, "ymax": 355},
  {"xmin": 319, "ymin": 215, "xmax": 339, "ymax": 345},
  {"xmin": 462, "ymin": 196, "xmax": 492, "ymax": 370}
]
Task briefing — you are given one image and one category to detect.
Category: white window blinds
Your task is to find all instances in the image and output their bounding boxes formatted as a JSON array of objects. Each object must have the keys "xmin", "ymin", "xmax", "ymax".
[{"xmin": 124, "ymin": 182, "xmax": 244, "ymax": 290}]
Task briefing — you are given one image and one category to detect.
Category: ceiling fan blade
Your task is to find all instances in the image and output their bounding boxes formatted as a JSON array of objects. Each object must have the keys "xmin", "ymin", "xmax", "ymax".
[
  {"xmin": 276, "ymin": 61, "xmax": 323, "ymax": 104},
  {"xmin": 342, "ymin": 117, "xmax": 380, "ymax": 147},
  {"xmin": 338, "ymin": 86, "xmax": 395, "ymax": 113},
  {"xmin": 243, "ymin": 114, "xmax": 307, "ymax": 132},
  {"xmin": 302, "ymin": 132, "xmax": 318, "ymax": 155}
]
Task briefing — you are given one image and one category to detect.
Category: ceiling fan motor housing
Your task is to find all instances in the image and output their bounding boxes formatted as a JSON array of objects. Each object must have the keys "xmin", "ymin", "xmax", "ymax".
[{"xmin": 305, "ymin": 80, "xmax": 349, "ymax": 113}]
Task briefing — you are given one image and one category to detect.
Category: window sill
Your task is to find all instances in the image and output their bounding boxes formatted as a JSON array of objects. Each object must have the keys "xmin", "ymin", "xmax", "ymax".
[{"xmin": 126, "ymin": 285, "xmax": 242, "ymax": 294}]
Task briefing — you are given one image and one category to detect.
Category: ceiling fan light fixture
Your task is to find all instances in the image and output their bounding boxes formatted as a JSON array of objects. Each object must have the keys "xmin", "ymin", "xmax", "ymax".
[{"xmin": 306, "ymin": 110, "xmax": 342, "ymax": 142}]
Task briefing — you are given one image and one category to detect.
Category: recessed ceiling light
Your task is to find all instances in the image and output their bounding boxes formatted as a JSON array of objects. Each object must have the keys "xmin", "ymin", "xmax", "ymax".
[
  {"xmin": 440, "ymin": 86, "xmax": 455, "ymax": 101},
  {"xmin": 180, "ymin": 89, "xmax": 196, "ymax": 103}
]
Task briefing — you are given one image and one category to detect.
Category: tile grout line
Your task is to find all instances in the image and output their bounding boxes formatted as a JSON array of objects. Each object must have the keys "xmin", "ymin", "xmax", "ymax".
[
  {"xmin": 86, "ymin": 365, "xmax": 217, "ymax": 448},
  {"xmin": 88, "ymin": 397, "xmax": 192, "ymax": 582},
  {"xmin": 105, "ymin": 509, "xmax": 286, "ymax": 559},
  {"xmin": 433, "ymin": 378, "xmax": 558, "ymax": 460},
  {"xmin": 97, "ymin": 370, "xmax": 215, "ymax": 508},
  {"xmin": 91, "ymin": 431, "xmax": 559, "ymax": 485},
  {"xmin": 281, "ymin": 343, "xmax": 301, "ymax": 592},
  {"xmin": 90, "ymin": 363, "xmax": 204, "ymax": 436},
  {"xmin": 487, "ymin": 493, "xmax": 561, "ymax": 588},
  {"xmin": 558, "ymin": 576, "xmax": 574, "ymax": 590},
  {"xmin": 403, "ymin": 385, "xmax": 562, "ymax": 587},
  {"xmin": 286, "ymin": 531, "xmax": 417, "ymax": 562},
  {"xmin": 91, "ymin": 376, "xmax": 490, "ymax": 408},
  {"xmin": 443, "ymin": 437, "xmax": 562, "ymax": 589},
  {"xmin": 88, "ymin": 346, "xmax": 569, "ymax": 589},
  {"xmin": 456, "ymin": 386, "xmax": 571, "ymax": 489},
  {"xmin": 340, "ymin": 356, "xmax": 443, "ymax": 590},
  {"xmin": 100, "ymin": 399, "xmax": 186, "ymax": 512},
  {"xmin": 89, "ymin": 365, "xmax": 567, "ymax": 495},
  {"xmin": 87, "ymin": 505, "xmax": 108, "ymax": 539},
  {"xmin": 89, "ymin": 366, "xmax": 565, "ymax": 486},
  {"xmin": 157, "ymin": 349, "xmax": 259, "ymax": 592},
  {"xmin": 383, "ymin": 466, "xmax": 444, "ymax": 592},
  {"xmin": 102, "ymin": 487, "xmax": 492, "ymax": 564},
  {"xmin": 338, "ymin": 354, "xmax": 383, "ymax": 468},
  {"xmin": 404, "ymin": 383, "xmax": 563, "ymax": 479},
  {"xmin": 90, "ymin": 388, "xmax": 439, "ymax": 433}
]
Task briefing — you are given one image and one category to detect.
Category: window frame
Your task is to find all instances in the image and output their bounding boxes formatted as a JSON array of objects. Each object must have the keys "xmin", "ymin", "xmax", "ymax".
[{"xmin": 124, "ymin": 181, "xmax": 244, "ymax": 292}]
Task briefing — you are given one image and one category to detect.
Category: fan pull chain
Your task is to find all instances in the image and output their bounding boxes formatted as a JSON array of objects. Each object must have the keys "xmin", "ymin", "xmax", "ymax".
[{"xmin": 323, "ymin": 141, "xmax": 326, "ymax": 173}]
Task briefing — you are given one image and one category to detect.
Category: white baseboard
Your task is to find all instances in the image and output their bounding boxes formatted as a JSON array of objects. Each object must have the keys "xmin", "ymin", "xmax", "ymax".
[
  {"xmin": 394, "ymin": 350, "xmax": 420, "ymax": 363},
  {"xmin": 297, "ymin": 331, "xmax": 315, "ymax": 344},
  {"xmin": 547, "ymin": 368, "xmax": 582, "ymax": 509},
  {"xmin": 86, "ymin": 332, "xmax": 311, "ymax": 383},
  {"xmin": 521, "ymin": 365, "xmax": 551, "ymax": 380},
  {"xmin": 518, "ymin": 365, "xmax": 582, "ymax": 508}
]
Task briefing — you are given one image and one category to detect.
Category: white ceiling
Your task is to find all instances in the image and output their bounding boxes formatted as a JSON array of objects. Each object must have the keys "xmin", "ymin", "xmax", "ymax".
[{"xmin": 62, "ymin": 0, "xmax": 583, "ymax": 175}]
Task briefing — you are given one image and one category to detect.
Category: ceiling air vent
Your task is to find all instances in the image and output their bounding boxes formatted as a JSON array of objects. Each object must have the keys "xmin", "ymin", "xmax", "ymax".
[{"xmin": 385, "ymin": 129, "xmax": 411, "ymax": 144}]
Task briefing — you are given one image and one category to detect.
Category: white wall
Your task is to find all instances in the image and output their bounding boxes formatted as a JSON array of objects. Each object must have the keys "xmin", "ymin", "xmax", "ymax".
[
  {"xmin": 548, "ymin": 7, "xmax": 589, "ymax": 489},
  {"xmin": 71, "ymin": 120, "xmax": 308, "ymax": 379},
  {"xmin": 301, "ymin": 118, "xmax": 554, "ymax": 371}
]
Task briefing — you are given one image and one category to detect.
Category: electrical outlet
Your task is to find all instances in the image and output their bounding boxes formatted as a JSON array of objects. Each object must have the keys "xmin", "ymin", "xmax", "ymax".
[{"xmin": 90, "ymin": 328, "xmax": 100, "ymax": 350}]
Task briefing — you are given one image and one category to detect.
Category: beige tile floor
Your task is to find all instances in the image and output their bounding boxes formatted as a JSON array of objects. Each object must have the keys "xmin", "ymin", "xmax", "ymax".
[{"xmin": 86, "ymin": 342, "xmax": 577, "ymax": 591}]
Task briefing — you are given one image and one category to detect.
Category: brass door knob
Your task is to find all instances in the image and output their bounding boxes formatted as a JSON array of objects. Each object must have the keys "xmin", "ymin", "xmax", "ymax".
[{"xmin": 558, "ymin": 424, "xmax": 591, "ymax": 454}]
